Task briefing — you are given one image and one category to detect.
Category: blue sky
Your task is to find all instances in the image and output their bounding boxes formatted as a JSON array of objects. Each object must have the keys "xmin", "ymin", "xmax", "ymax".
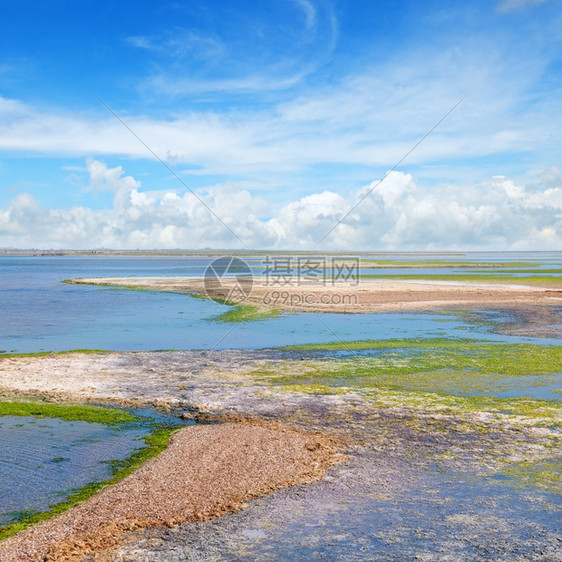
[{"xmin": 0, "ymin": 0, "xmax": 561, "ymax": 249}]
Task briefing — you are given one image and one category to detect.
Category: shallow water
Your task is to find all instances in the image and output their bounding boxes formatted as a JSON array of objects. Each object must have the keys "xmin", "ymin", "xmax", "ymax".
[
  {"xmin": 138, "ymin": 450, "xmax": 562, "ymax": 561},
  {"xmin": 0, "ymin": 255, "xmax": 560, "ymax": 403},
  {"xmin": 234, "ymin": 465, "xmax": 562, "ymax": 561},
  {"xmin": 1, "ymin": 255, "xmax": 559, "ymax": 354},
  {"xmin": 0, "ymin": 415, "xmax": 148, "ymax": 525},
  {"xmin": 0, "ymin": 253, "xmax": 560, "ymax": 555},
  {"xmin": 286, "ymin": 348, "xmax": 562, "ymax": 401},
  {"xmin": 492, "ymin": 376, "xmax": 562, "ymax": 400}
]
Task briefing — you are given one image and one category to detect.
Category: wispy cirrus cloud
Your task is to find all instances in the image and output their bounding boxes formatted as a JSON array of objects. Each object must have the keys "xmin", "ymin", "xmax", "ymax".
[
  {"xmin": 127, "ymin": 1, "xmax": 337, "ymax": 97},
  {"xmin": 126, "ymin": 36, "xmax": 152, "ymax": 50},
  {"xmin": 497, "ymin": 0, "xmax": 556, "ymax": 12},
  {"xmin": 0, "ymin": 32, "xmax": 560, "ymax": 193},
  {"xmin": 292, "ymin": 0, "xmax": 318, "ymax": 32},
  {"xmin": 127, "ymin": 30, "xmax": 225, "ymax": 61},
  {"xmin": 143, "ymin": 71, "xmax": 309, "ymax": 96},
  {"xmin": 1, "ymin": 2, "xmax": 561, "ymax": 214}
]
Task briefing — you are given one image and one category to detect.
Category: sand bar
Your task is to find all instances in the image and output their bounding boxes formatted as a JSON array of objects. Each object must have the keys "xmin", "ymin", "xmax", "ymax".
[
  {"xmin": 0, "ymin": 422, "xmax": 339, "ymax": 561},
  {"xmin": 69, "ymin": 276, "xmax": 562, "ymax": 313}
]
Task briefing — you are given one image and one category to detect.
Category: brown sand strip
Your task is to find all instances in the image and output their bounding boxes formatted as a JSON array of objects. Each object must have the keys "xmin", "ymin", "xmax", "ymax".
[
  {"xmin": 69, "ymin": 277, "xmax": 562, "ymax": 313},
  {"xmin": 0, "ymin": 422, "xmax": 341, "ymax": 561}
]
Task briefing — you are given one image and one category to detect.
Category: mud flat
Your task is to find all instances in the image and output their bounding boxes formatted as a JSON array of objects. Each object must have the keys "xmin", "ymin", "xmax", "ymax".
[
  {"xmin": 0, "ymin": 348, "xmax": 561, "ymax": 560},
  {"xmin": 69, "ymin": 276, "xmax": 562, "ymax": 314}
]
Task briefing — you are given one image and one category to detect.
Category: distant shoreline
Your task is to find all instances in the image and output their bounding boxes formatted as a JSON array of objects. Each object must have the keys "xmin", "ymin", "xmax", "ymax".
[{"xmin": 2, "ymin": 249, "xmax": 561, "ymax": 257}]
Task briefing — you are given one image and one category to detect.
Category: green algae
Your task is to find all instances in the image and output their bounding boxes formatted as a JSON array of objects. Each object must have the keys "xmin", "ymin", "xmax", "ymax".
[
  {"xmin": 278, "ymin": 339, "xmax": 562, "ymax": 380},
  {"xmin": 254, "ymin": 349, "xmax": 561, "ymax": 401},
  {"xmin": 497, "ymin": 460, "xmax": 561, "ymax": 494},
  {"xmin": 273, "ymin": 383, "xmax": 562, "ymax": 426},
  {"xmin": 495, "ymin": 268, "xmax": 562, "ymax": 275},
  {"xmin": 213, "ymin": 304, "xmax": 281, "ymax": 322},
  {"xmin": 0, "ymin": 401, "xmax": 179, "ymax": 540},
  {"xmin": 252, "ymin": 339, "xmax": 562, "ymax": 432},
  {"xmin": 62, "ymin": 279, "xmax": 157, "ymax": 292},
  {"xmin": 0, "ymin": 349, "xmax": 111, "ymax": 359},
  {"xmin": 359, "ymin": 273, "xmax": 562, "ymax": 286},
  {"xmin": 0, "ymin": 399, "xmax": 136, "ymax": 425},
  {"xmin": 282, "ymin": 338, "xmax": 488, "ymax": 351},
  {"xmin": 360, "ymin": 260, "xmax": 539, "ymax": 269}
]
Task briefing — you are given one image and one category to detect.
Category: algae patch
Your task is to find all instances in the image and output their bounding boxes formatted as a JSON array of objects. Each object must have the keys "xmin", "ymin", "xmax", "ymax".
[
  {"xmin": 359, "ymin": 272, "xmax": 562, "ymax": 286},
  {"xmin": 496, "ymin": 459, "xmax": 562, "ymax": 494},
  {"xmin": 270, "ymin": 339, "xmax": 562, "ymax": 399},
  {"xmin": 0, "ymin": 399, "xmax": 178, "ymax": 541},
  {"xmin": 212, "ymin": 304, "xmax": 281, "ymax": 323},
  {"xmin": 0, "ymin": 399, "xmax": 135, "ymax": 424}
]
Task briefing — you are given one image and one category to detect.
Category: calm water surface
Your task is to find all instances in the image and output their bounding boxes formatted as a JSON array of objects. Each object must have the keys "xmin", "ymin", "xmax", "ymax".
[
  {"xmin": 1, "ymin": 255, "xmax": 559, "ymax": 354},
  {"xmin": 0, "ymin": 415, "xmax": 148, "ymax": 525},
  {"xmin": 0, "ymin": 254, "xmax": 560, "ymax": 532}
]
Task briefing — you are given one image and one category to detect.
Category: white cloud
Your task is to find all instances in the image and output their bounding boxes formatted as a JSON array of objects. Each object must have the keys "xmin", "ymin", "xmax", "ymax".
[
  {"xmin": 0, "ymin": 28, "xmax": 559, "ymax": 186},
  {"xmin": 128, "ymin": 1, "xmax": 337, "ymax": 97},
  {"xmin": 127, "ymin": 31, "xmax": 225, "ymax": 61},
  {"xmin": 540, "ymin": 165, "xmax": 562, "ymax": 186},
  {"xmin": 0, "ymin": 160, "xmax": 560, "ymax": 250},
  {"xmin": 126, "ymin": 36, "xmax": 152, "ymax": 49},
  {"xmin": 497, "ymin": 0, "xmax": 554, "ymax": 13},
  {"xmin": 269, "ymin": 191, "xmax": 347, "ymax": 247},
  {"xmin": 0, "ymin": 16, "xmax": 561, "ymax": 226},
  {"xmin": 292, "ymin": 0, "xmax": 317, "ymax": 31},
  {"xmin": 336, "ymin": 172, "xmax": 562, "ymax": 250}
]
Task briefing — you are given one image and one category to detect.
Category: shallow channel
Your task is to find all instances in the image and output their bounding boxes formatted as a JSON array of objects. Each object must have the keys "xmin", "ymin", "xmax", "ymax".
[{"xmin": 0, "ymin": 408, "xmax": 182, "ymax": 527}]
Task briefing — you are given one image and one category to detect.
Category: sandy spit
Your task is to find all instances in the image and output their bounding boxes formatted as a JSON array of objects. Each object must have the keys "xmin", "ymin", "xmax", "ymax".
[
  {"xmin": 69, "ymin": 277, "xmax": 562, "ymax": 314},
  {"xmin": 0, "ymin": 422, "xmax": 341, "ymax": 562}
]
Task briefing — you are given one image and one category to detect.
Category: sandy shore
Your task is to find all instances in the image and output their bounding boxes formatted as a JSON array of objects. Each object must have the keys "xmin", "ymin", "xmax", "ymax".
[
  {"xmin": 0, "ymin": 349, "xmax": 560, "ymax": 560},
  {"xmin": 69, "ymin": 276, "xmax": 562, "ymax": 313},
  {"xmin": 0, "ymin": 422, "xmax": 339, "ymax": 561},
  {"xmin": 1, "ymin": 275, "xmax": 560, "ymax": 559}
]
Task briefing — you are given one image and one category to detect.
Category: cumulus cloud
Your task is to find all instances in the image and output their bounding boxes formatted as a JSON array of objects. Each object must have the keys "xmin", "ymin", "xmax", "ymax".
[
  {"xmin": 326, "ymin": 172, "xmax": 562, "ymax": 250},
  {"xmin": 540, "ymin": 165, "xmax": 562, "ymax": 186},
  {"xmin": 269, "ymin": 191, "xmax": 347, "ymax": 247},
  {"xmin": 0, "ymin": 160, "xmax": 560, "ymax": 250}
]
